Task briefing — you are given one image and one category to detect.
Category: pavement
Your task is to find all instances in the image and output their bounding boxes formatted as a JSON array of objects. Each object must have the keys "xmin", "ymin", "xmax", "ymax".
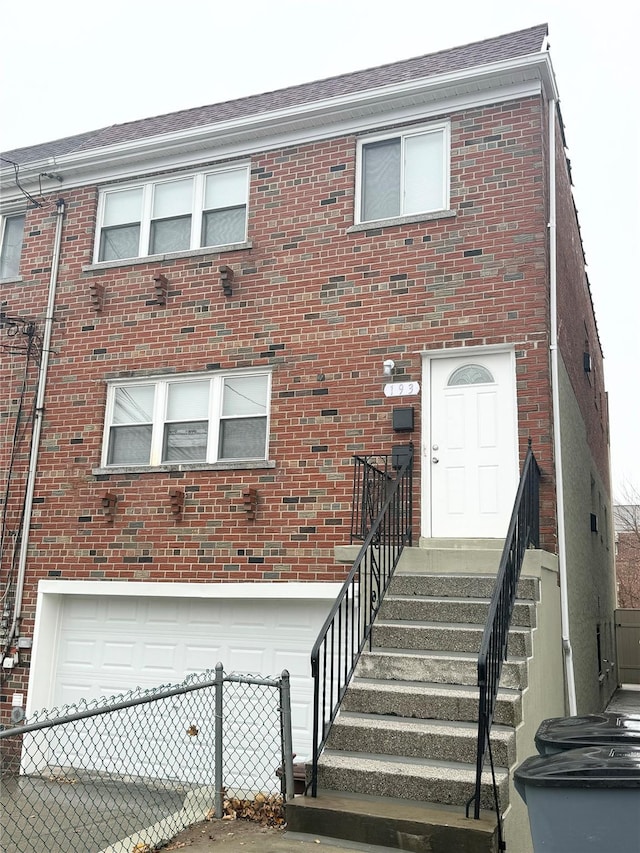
[
  {"xmin": 174, "ymin": 828, "xmax": 401, "ymax": 852},
  {"xmin": 605, "ymin": 684, "xmax": 640, "ymax": 714}
]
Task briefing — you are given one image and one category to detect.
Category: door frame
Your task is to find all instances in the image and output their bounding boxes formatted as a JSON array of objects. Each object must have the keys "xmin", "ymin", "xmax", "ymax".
[{"xmin": 420, "ymin": 344, "xmax": 518, "ymax": 540}]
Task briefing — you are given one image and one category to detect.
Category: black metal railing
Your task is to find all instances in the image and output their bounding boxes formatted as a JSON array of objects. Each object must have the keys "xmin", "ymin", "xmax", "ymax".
[
  {"xmin": 350, "ymin": 454, "xmax": 394, "ymax": 542},
  {"xmin": 468, "ymin": 442, "xmax": 540, "ymax": 831},
  {"xmin": 310, "ymin": 448, "xmax": 413, "ymax": 795}
]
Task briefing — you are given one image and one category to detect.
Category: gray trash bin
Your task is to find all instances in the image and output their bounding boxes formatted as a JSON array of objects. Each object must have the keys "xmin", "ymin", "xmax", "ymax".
[
  {"xmin": 535, "ymin": 713, "xmax": 640, "ymax": 755},
  {"xmin": 514, "ymin": 745, "xmax": 640, "ymax": 853}
]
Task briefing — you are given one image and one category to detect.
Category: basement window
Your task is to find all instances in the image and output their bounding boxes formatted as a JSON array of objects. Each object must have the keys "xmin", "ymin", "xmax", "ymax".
[
  {"xmin": 101, "ymin": 370, "xmax": 271, "ymax": 468},
  {"xmin": 94, "ymin": 165, "xmax": 249, "ymax": 263}
]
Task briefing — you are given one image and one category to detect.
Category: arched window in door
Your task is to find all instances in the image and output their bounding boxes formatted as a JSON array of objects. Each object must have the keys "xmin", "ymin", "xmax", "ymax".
[{"xmin": 447, "ymin": 364, "xmax": 494, "ymax": 386}]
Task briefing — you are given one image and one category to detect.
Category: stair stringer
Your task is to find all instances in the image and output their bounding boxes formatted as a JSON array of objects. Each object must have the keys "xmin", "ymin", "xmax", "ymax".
[{"xmin": 502, "ymin": 549, "xmax": 563, "ymax": 853}]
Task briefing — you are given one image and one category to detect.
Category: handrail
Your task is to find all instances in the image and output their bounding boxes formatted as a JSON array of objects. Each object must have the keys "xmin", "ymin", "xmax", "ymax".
[
  {"xmin": 350, "ymin": 454, "xmax": 393, "ymax": 543},
  {"xmin": 309, "ymin": 448, "xmax": 413, "ymax": 796},
  {"xmin": 469, "ymin": 442, "xmax": 540, "ymax": 827}
]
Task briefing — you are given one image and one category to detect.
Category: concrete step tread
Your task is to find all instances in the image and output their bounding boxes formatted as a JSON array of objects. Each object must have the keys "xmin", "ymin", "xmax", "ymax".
[
  {"xmin": 367, "ymin": 647, "xmax": 527, "ymax": 663},
  {"xmin": 351, "ymin": 677, "xmax": 521, "ymax": 700},
  {"xmin": 288, "ymin": 788, "xmax": 499, "ymax": 828},
  {"xmin": 334, "ymin": 713, "xmax": 514, "ymax": 741},
  {"xmin": 376, "ymin": 619, "xmax": 530, "ymax": 633},
  {"xmin": 285, "ymin": 790, "xmax": 500, "ymax": 851},
  {"xmin": 384, "ymin": 593, "xmax": 536, "ymax": 605},
  {"xmin": 357, "ymin": 650, "xmax": 528, "ymax": 690},
  {"xmin": 319, "ymin": 751, "xmax": 509, "ymax": 782},
  {"xmin": 393, "ymin": 571, "xmax": 538, "ymax": 583}
]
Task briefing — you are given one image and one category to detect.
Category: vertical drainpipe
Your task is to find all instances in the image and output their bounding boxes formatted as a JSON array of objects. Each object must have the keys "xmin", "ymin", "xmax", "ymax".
[
  {"xmin": 7, "ymin": 198, "xmax": 65, "ymax": 649},
  {"xmin": 548, "ymin": 102, "xmax": 578, "ymax": 715}
]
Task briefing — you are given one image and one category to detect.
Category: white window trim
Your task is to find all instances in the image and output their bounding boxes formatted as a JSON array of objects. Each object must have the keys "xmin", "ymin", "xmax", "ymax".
[
  {"xmin": 354, "ymin": 121, "xmax": 451, "ymax": 226},
  {"xmin": 100, "ymin": 368, "xmax": 272, "ymax": 469},
  {"xmin": 0, "ymin": 210, "xmax": 26, "ymax": 280},
  {"xmin": 93, "ymin": 163, "xmax": 250, "ymax": 263}
]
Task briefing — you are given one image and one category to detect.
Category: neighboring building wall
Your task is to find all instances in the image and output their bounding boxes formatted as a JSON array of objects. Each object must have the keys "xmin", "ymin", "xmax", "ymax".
[
  {"xmin": 557, "ymin": 358, "xmax": 617, "ymax": 712},
  {"xmin": 554, "ymin": 112, "xmax": 610, "ymax": 490},
  {"xmin": 553, "ymin": 109, "xmax": 616, "ymax": 712},
  {"xmin": 0, "ymin": 96, "xmax": 556, "ymax": 717}
]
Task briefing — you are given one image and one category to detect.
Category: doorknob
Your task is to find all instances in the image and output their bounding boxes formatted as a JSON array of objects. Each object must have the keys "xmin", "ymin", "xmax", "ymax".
[{"xmin": 432, "ymin": 456, "xmax": 439, "ymax": 464}]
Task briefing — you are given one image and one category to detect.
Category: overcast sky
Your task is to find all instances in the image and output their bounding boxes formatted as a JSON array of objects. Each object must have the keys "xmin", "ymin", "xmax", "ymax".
[{"xmin": 1, "ymin": 0, "xmax": 638, "ymax": 496}]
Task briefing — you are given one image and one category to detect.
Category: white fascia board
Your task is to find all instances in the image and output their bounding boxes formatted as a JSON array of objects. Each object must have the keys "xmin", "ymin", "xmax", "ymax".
[
  {"xmin": 35, "ymin": 579, "xmax": 342, "ymax": 599},
  {"xmin": 0, "ymin": 52, "xmax": 556, "ymax": 201},
  {"xmin": 418, "ymin": 342, "xmax": 517, "ymax": 358},
  {"xmin": 0, "ymin": 81, "xmax": 542, "ymax": 202}
]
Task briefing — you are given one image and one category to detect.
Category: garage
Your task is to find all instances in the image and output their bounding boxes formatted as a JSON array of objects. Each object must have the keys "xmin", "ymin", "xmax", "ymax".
[{"xmin": 28, "ymin": 580, "xmax": 339, "ymax": 771}]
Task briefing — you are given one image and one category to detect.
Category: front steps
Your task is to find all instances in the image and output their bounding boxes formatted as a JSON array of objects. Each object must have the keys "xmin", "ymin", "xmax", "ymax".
[
  {"xmin": 288, "ymin": 547, "xmax": 542, "ymax": 851},
  {"xmin": 287, "ymin": 791, "xmax": 500, "ymax": 853}
]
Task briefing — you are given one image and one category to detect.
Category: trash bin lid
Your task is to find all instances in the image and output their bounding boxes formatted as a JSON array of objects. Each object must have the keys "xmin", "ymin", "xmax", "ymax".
[
  {"xmin": 535, "ymin": 713, "xmax": 640, "ymax": 751},
  {"xmin": 515, "ymin": 745, "xmax": 640, "ymax": 788}
]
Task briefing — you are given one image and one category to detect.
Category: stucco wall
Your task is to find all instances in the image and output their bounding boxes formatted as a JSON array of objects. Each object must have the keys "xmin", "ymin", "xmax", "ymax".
[
  {"xmin": 504, "ymin": 550, "xmax": 563, "ymax": 853},
  {"xmin": 557, "ymin": 356, "xmax": 616, "ymax": 712}
]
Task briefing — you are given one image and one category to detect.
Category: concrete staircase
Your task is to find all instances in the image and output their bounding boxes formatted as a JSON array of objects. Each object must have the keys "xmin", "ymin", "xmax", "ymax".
[{"xmin": 286, "ymin": 541, "xmax": 553, "ymax": 853}]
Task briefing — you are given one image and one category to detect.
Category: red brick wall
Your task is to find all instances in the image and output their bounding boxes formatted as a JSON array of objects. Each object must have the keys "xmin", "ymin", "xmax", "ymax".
[{"xmin": 1, "ymin": 96, "xmax": 556, "ymax": 712}]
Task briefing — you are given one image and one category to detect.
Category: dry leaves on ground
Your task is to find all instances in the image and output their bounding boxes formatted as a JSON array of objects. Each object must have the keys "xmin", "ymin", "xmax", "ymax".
[
  {"xmin": 220, "ymin": 793, "xmax": 285, "ymax": 827},
  {"xmin": 159, "ymin": 792, "xmax": 285, "ymax": 850}
]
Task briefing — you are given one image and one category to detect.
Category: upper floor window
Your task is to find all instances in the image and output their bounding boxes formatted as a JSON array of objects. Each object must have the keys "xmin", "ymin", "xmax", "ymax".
[
  {"xmin": 0, "ymin": 213, "xmax": 26, "ymax": 278},
  {"xmin": 95, "ymin": 165, "xmax": 249, "ymax": 262},
  {"xmin": 102, "ymin": 370, "xmax": 271, "ymax": 467},
  {"xmin": 356, "ymin": 123, "xmax": 449, "ymax": 224}
]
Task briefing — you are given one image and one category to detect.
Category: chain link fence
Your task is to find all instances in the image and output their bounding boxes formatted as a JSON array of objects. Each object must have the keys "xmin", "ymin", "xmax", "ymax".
[{"xmin": 0, "ymin": 663, "xmax": 295, "ymax": 853}]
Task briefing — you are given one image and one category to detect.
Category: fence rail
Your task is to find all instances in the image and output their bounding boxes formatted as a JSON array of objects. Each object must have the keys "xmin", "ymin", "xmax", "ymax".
[
  {"xmin": 468, "ymin": 443, "xmax": 540, "ymax": 838},
  {"xmin": 310, "ymin": 447, "xmax": 413, "ymax": 795},
  {"xmin": 0, "ymin": 664, "xmax": 293, "ymax": 853}
]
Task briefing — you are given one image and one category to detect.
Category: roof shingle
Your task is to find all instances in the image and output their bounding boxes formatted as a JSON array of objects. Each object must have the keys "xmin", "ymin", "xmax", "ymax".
[{"xmin": 2, "ymin": 24, "xmax": 547, "ymax": 166}]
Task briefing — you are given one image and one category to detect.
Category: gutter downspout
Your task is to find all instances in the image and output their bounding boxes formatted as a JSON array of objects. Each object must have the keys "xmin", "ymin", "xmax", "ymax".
[
  {"xmin": 6, "ymin": 199, "xmax": 65, "ymax": 653},
  {"xmin": 548, "ymin": 102, "xmax": 578, "ymax": 715}
]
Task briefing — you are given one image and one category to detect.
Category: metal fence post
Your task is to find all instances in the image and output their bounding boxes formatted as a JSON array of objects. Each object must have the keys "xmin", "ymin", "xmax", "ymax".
[
  {"xmin": 279, "ymin": 670, "xmax": 295, "ymax": 800},
  {"xmin": 214, "ymin": 661, "xmax": 224, "ymax": 818}
]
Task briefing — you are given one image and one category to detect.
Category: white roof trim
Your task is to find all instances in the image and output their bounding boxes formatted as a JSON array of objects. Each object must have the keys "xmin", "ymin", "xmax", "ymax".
[{"xmin": 1, "ymin": 52, "xmax": 556, "ymax": 199}]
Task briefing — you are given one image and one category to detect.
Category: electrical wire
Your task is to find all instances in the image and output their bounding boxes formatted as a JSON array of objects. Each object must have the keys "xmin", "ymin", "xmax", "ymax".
[{"xmin": 0, "ymin": 157, "xmax": 43, "ymax": 209}]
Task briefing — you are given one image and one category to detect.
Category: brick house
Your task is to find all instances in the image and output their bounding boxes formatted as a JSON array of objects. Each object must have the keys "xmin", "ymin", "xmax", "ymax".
[{"xmin": 0, "ymin": 23, "xmax": 617, "ymax": 849}]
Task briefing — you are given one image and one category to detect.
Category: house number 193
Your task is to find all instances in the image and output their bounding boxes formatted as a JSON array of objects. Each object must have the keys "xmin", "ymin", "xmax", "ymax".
[{"xmin": 383, "ymin": 381, "xmax": 420, "ymax": 398}]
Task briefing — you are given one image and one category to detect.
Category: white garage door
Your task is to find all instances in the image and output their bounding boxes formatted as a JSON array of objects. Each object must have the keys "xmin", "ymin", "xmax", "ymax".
[{"xmin": 28, "ymin": 586, "xmax": 337, "ymax": 786}]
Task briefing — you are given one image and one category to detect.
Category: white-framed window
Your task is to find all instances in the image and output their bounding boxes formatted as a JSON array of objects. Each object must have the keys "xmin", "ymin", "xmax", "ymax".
[
  {"xmin": 102, "ymin": 370, "xmax": 271, "ymax": 467},
  {"xmin": 0, "ymin": 212, "xmax": 26, "ymax": 278},
  {"xmin": 355, "ymin": 122, "xmax": 450, "ymax": 224},
  {"xmin": 95, "ymin": 164, "xmax": 250, "ymax": 262}
]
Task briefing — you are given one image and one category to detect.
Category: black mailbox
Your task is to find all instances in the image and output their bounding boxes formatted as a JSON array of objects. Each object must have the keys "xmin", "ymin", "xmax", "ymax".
[
  {"xmin": 392, "ymin": 444, "xmax": 413, "ymax": 470},
  {"xmin": 392, "ymin": 406, "xmax": 414, "ymax": 432}
]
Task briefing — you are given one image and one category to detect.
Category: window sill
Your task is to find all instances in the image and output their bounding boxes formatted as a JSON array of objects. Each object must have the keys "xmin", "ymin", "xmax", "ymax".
[
  {"xmin": 0, "ymin": 275, "xmax": 24, "ymax": 285},
  {"xmin": 92, "ymin": 459, "xmax": 276, "ymax": 476},
  {"xmin": 348, "ymin": 209, "xmax": 456, "ymax": 233},
  {"xmin": 83, "ymin": 241, "xmax": 253, "ymax": 273}
]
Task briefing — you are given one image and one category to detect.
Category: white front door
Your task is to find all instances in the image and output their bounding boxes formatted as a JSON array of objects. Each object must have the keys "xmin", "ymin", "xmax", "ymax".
[{"xmin": 424, "ymin": 350, "xmax": 518, "ymax": 538}]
